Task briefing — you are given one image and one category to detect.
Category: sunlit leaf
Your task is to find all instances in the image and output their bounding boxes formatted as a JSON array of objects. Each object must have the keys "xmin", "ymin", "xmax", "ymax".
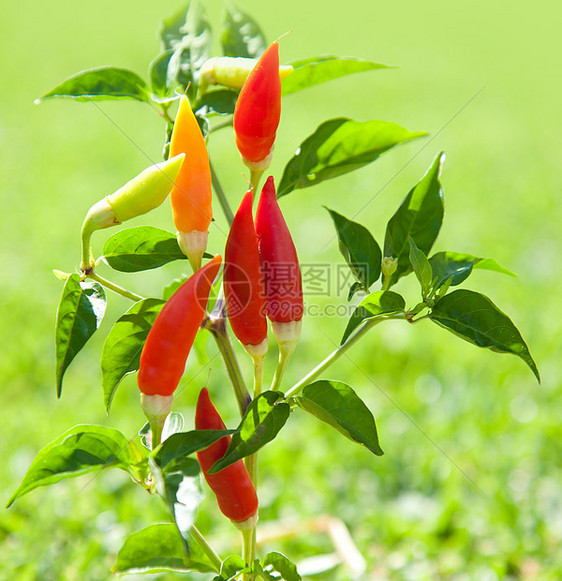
[
  {"xmin": 429, "ymin": 251, "xmax": 517, "ymax": 289},
  {"xmin": 7, "ymin": 425, "xmax": 140, "ymax": 507},
  {"xmin": 326, "ymin": 207, "xmax": 382, "ymax": 290},
  {"xmin": 101, "ymin": 298, "xmax": 165, "ymax": 412},
  {"xmin": 113, "ymin": 523, "xmax": 217, "ymax": 574},
  {"xmin": 222, "ymin": 2, "xmax": 267, "ymax": 58},
  {"xmin": 36, "ymin": 67, "xmax": 150, "ymax": 103},
  {"xmin": 103, "ymin": 226, "xmax": 187, "ymax": 272},
  {"xmin": 208, "ymin": 392, "xmax": 290, "ymax": 473},
  {"xmin": 282, "ymin": 55, "xmax": 389, "ymax": 96},
  {"xmin": 429, "ymin": 289, "xmax": 540, "ymax": 382},
  {"xmin": 55, "ymin": 274, "xmax": 106, "ymax": 397},
  {"xmin": 295, "ymin": 380, "xmax": 383, "ymax": 455},
  {"xmin": 384, "ymin": 152, "xmax": 445, "ymax": 286},
  {"xmin": 278, "ymin": 118, "xmax": 424, "ymax": 197},
  {"xmin": 341, "ymin": 290, "xmax": 405, "ymax": 344}
]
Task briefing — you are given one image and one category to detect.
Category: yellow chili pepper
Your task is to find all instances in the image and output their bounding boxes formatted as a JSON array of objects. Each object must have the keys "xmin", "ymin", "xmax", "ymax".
[
  {"xmin": 80, "ymin": 154, "xmax": 185, "ymax": 272},
  {"xmin": 199, "ymin": 56, "xmax": 293, "ymax": 94}
]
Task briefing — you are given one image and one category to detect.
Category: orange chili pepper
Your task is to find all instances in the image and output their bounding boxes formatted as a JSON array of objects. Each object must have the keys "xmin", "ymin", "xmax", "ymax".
[{"xmin": 169, "ymin": 94, "xmax": 213, "ymax": 271}]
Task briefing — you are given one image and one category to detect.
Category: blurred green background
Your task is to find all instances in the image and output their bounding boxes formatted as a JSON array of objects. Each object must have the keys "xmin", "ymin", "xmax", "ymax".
[{"xmin": 1, "ymin": 0, "xmax": 560, "ymax": 579}]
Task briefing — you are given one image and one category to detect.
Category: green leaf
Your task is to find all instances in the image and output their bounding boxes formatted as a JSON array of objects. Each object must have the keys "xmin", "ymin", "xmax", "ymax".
[
  {"xmin": 208, "ymin": 392, "xmax": 291, "ymax": 473},
  {"xmin": 152, "ymin": 429, "xmax": 235, "ymax": 470},
  {"xmin": 214, "ymin": 555, "xmax": 248, "ymax": 580},
  {"xmin": 7, "ymin": 425, "xmax": 139, "ymax": 507},
  {"xmin": 161, "ymin": 1, "xmax": 212, "ymax": 96},
  {"xmin": 341, "ymin": 290, "xmax": 405, "ymax": 344},
  {"xmin": 150, "ymin": 457, "xmax": 203, "ymax": 540},
  {"xmin": 429, "ymin": 289, "xmax": 540, "ymax": 382},
  {"xmin": 195, "ymin": 89, "xmax": 238, "ymax": 117},
  {"xmin": 222, "ymin": 2, "xmax": 267, "ymax": 58},
  {"xmin": 326, "ymin": 207, "xmax": 382, "ymax": 290},
  {"xmin": 55, "ymin": 274, "xmax": 106, "ymax": 397},
  {"xmin": 408, "ymin": 237, "xmax": 433, "ymax": 298},
  {"xmin": 282, "ymin": 55, "xmax": 389, "ymax": 96},
  {"xmin": 113, "ymin": 523, "xmax": 217, "ymax": 574},
  {"xmin": 36, "ymin": 67, "xmax": 150, "ymax": 103},
  {"xmin": 429, "ymin": 251, "xmax": 517, "ymax": 289},
  {"xmin": 384, "ymin": 152, "xmax": 445, "ymax": 285},
  {"xmin": 149, "ymin": 49, "xmax": 176, "ymax": 98},
  {"xmin": 278, "ymin": 118, "xmax": 425, "ymax": 197},
  {"xmin": 101, "ymin": 298, "xmax": 165, "ymax": 413},
  {"xmin": 263, "ymin": 552, "xmax": 302, "ymax": 580},
  {"xmin": 295, "ymin": 380, "xmax": 383, "ymax": 456},
  {"xmin": 347, "ymin": 281, "xmax": 364, "ymax": 302},
  {"xmin": 102, "ymin": 226, "xmax": 186, "ymax": 272}
]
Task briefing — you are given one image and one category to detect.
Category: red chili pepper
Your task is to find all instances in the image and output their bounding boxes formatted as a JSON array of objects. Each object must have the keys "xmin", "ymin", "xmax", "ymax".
[
  {"xmin": 195, "ymin": 388, "xmax": 258, "ymax": 525},
  {"xmin": 224, "ymin": 189, "xmax": 268, "ymax": 356},
  {"xmin": 138, "ymin": 255, "xmax": 221, "ymax": 398},
  {"xmin": 169, "ymin": 94, "xmax": 213, "ymax": 271},
  {"xmin": 255, "ymin": 176, "xmax": 302, "ymax": 390},
  {"xmin": 255, "ymin": 176, "xmax": 303, "ymax": 325},
  {"xmin": 233, "ymin": 42, "xmax": 281, "ymax": 174}
]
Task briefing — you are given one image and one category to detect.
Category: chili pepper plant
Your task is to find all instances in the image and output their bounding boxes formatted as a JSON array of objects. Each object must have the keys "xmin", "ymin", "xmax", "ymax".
[{"xmin": 7, "ymin": 3, "xmax": 540, "ymax": 579}]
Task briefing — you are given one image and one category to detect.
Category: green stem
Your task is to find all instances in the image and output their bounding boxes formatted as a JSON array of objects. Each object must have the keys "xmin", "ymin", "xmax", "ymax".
[
  {"xmin": 80, "ymin": 226, "xmax": 92, "ymax": 274},
  {"xmin": 245, "ymin": 354, "xmax": 265, "ymax": 485},
  {"xmin": 241, "ymin": 526, "xmax": 257, "ymax": 580},
  {"xmin": 150, "ymin": 419, "xmax": 164, "ymax": 450},
  {"xmin": 210, "ymin": 161, "xmax": 234, "ymax": 226},
  {"xmin": 204, "ymin": 314, "xmax": 251, "ymax": 417},
  {"xmin": 284, "ymin": 315, "xmax": 404, "ymax": 399},
  {"xmin": 87, "ymin": 272, "xmax": 144, "ymax": 302},
  {"xmin": 210, "ymin": 118, "xmax": 234, "ymax": 133},
  {"xmin": 190, "ymin": 525, "xmax": 223, "ymax": 572},
  {"xmin": 271, "ymin": 344, "xmax": 295, "ymax": 392},
  {"xmin": 250, "ymin": 168, "xmax": 264, "ymax": 193}
]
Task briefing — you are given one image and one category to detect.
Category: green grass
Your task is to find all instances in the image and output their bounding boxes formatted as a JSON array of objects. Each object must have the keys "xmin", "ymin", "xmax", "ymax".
[{"xmin": 1, "ymin": 0, "xmax": 561, "ymax": 579}]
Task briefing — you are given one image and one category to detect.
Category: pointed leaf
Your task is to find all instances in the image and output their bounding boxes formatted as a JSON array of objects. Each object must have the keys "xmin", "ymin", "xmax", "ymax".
[
  {"xmin": 7, "ymin": 425, "xmax": 139, "ymax": 507},
  {"xmin": 102, "ymin": 226, "xmax": 186, "ymax": 272},
  {"xmin": 384, "ymin": 152, "xmax": 445, "ymax": 285},
  {"xmin": 295, "ymin": 380, "xmax": 383, "ymax": 455},
  {"xmin": 113, "ymin": 523, "xmax": 217, "ymax": 574},
  {"xmin": 347, "ymin": 281, "xmax": 364, "ymax": 302},
  {"xmin": 101, "ymin": 298, "xmax": 164, "ymax": 412},
  {"xmin": 161, "ymin": 2, "xmax": 212, "ymax": 98},
  {"xmin": 55, "ymin": 274, "xmax": 106, "ymax": 397},
  {"xmin": 341, "ymin": 290, "xmax": 405, "ymax": 344},
  {"xmin": 429, "ymin": 251, "xmax": 516, "ymax": 289},
  {"xmin": 152, "ymin": 429, "xmax": 236, "ymax": 470},
  {"xmin": 325, "ymin": 207, "xmax": 382, "ymax": 290},
  {"xmin": 263, "ymin": 552, "xmax": 302, "ymax": 580},
  {"xmin": 149, "ymin": 49, "xmax": 176, "ymax": 97},
  {"xmin": 282, "ymin": 56, "xmax": 389, "ymax": 96},
  {"xmin": 214, "ymin": 555, "xmax": 248, "ymax": 580},
  {"xmin": 278, "ymin": 118, "xmax": 425, "ymax": 197},
  {"xmin": 195, "ymin": 89, "xmax": 238, "ymax": 117},
  {"xmin": 222, "ymin": 2, "xmax": 267, "ymax": 58},
  {"xmin": 37, "ymin": 67, "xmax": 150, "ymax": 103},
  {"xmin": 408, "ymin": 237, "xmax": 433, "ymax": 298},
  {"xmin": 208, "ymin": 392, "xmax": 290, "ymax": 473},
  {"xmin": 429, "ymin": 289, "xmax": 540, "ymax": 382},
  {"xmin": 150, "ymin": 457, "xmax": 203, "ymax": 539}
]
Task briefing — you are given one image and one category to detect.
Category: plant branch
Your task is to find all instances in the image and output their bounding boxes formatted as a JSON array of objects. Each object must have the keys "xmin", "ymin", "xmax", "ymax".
[
  {"xmin": 87, "ymin": 272, "xmax": 144, "ymax": 302},
  {"xmin": 284, "ymin": 314, "xmax": 405, "ymax": 399},
  {"xmin": 210, "ymin": 160, "xmax": 234, "ymax": 226},
  {"xmin": 241, "ymin": 526, "xmax": 256, "ymax": 581},
  {"xmin": 190, "ymin": 525, "xmax": 223, "ymax": 572},
  {"xmin": 203, "ymin": 300, "xmax": 251, "ymax": 417}
]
